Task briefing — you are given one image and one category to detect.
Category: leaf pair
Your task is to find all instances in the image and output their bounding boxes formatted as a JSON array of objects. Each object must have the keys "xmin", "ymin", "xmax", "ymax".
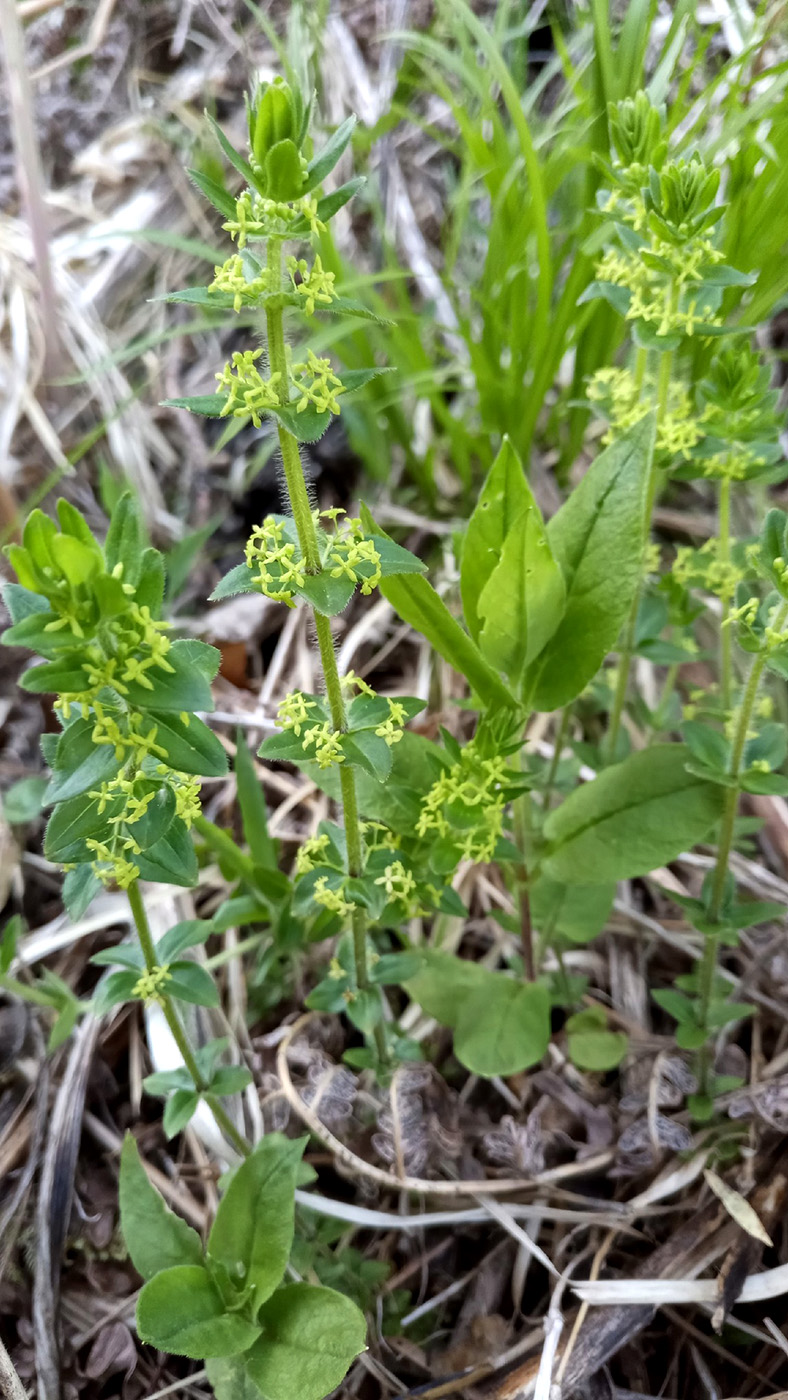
[
  {"xmin": 462, "ymin": 416, "xmax": 656, "ymax": 709},
  {"xmin": 120, "ymin": 1135, "xmax": 366, "ymax": 1400}
]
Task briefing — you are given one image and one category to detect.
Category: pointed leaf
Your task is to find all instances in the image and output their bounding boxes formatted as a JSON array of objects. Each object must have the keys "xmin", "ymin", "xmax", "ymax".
[
  {"xmin": 207, "ymin": 1134, "xmax": 305, "ymax": 1309},
  {"xmin": 119, "ymin": 1134, "xmax": 203, "ymax": 1280},
  {"xmin": 244, "ymin": 1284, "xmax": 366, "ymax": 1400}
]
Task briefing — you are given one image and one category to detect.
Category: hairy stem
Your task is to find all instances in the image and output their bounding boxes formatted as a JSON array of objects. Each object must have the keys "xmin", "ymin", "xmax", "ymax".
[
  {"xmin": 264, "ymin": 237, "xmax": 387, "ymax": 1063},
  {"xmin": 127, "ymin": 880, "xmax": 250, "ymax": 1158}
]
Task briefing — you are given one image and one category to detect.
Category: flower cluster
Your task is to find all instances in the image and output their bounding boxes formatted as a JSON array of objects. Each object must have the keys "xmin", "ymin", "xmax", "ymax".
[
  {"xmin": 210, "ymin": 255, "xmax": 274, "ymax": 312},
  {"xmin": 216, "ymin": 350, "xmax": 282, "ymax": 428},
  {"xmin": 223, "ymin": 191, "xmax": 325, "ymax": 248},
  {"xmin": 416, "ymin": 744, "xmax": 509, "ymax": 862},
  {"xmin": 673, "ymin": 540, "xmax": 744, "ymax": 602},
  {"xmin": 286, "ymin": 254, "xmax": 336, "ymax": 315},
  {"xmin": 245, "ymin": 516, "xmax": 306, "ymax": 605},
  {"xmin": 587, "ymin": 367, "xmax": 701, "ymax": 458},
  {"xmin": 291, "ymin": 349, "xmax": 346, "ymax": 415}
]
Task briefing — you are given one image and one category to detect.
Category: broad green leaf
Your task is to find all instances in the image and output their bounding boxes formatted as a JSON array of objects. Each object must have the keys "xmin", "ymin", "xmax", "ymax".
[
  {"xmin": 149, "ymin": 711, "xmax": 228, "ymax": 777},
  {"xmin": 360, "ymin": 507, "xmax": 516, "ymax": 712},
  {"xmin": 44, "ymin": 792, "xmax": 124, "ymax": 863},
  {"xmin": 477, "ymin": 498, "xmax": 565, "ymax": 685},
  {"xmin": 244, "ymin": 1284, "xmax": 367, "ymax": 1400},
  {"xmin": 163, "ymin": 1089, "xmax": 201, "ymax": 1137},
  {"xmin": 134, "ymin": 817, "xmax": 199, "ymax": 887},
  {"xmin": 235, "ymin": 731, "xmax": 276, "ymax": 869},
  {"xmin": 525, "ymin": 416, "xmax": 656, "ymax": 710},
  {"xmin": 46, "ymin": 718, "xmax": 122, "ymax": 803},
  {"xmin": 2, "ymin": 776, "xmax": 48, "ymax": 823},
  {"xmin": 21, "ymin": 658, "xmax": 90, "ymax": 695},
  {"xmin": 167, "ymin": 960, "xmax": 219, "ymax": 1007},
  {"xmin": 206, "ymin": 1356, "xmax": 266, "ymax": 1400},
  {"xmin": 62, "ymin": 865, "xmax": 101, "ymax": 920},
  {"xmin": 136, "ymin": 1265, "xmax": 260, "ymax": 1359},
  {"xmin": 210, "ymin": 563, "xmax": 259, "ymax": 601},
  {"xmin": 342, "ymin": 730, "xmax": 392, "ymax": 781},
  {"xmin": 461, "ymin": 436, "xmax": 532, "ymax": 642},
  {"xmin": 543, "ymin": 745, "xmax": 723, "ymax": 884},
  {"xmin": 124, "ymin": 639, "xmax": 219, "ymax": 712},
  {"xmin": 157, "ymin": 919, "xmax": 212, "ymax": 962},
  {"xmin": 119, "ymin": 1134, "xmax": 203, "ymax": 1280},
  {"xmin": 566, "ymin": 1013, "xmax": 628, "ymax": 1071},
  {"xmin": 454, "ymin": 978, "xmax": 550, "ymax": 1077},
  {"xmin": 404, "ymin": 949, "xmax": 492, "ymax": 1028},
  {"xmin": 207, "ymin": 1134, "xmax": 305, "ymax": 1310},
  {"xmin": 529, "ymin": 877, "xmax": 615, "ymax": 945},
  {"xmin": 295, "ymin": 570, "xmax": 355, "ymax": 615}
]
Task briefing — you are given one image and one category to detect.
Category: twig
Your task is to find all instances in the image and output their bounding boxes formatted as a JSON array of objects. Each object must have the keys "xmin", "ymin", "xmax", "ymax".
[
  {"xmin": 277, "ymin": 1013, "xmax": 612, "ymax": 1197},
  {"xmin": 0, "ymin": 1334, "xmax": 30, "ymax": 1400}
]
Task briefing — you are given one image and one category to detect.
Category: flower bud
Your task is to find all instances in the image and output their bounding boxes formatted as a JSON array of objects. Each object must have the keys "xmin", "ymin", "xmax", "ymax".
[{"xmin": 248, "ymin": 78, "xmax": 300, "ymax": 167}]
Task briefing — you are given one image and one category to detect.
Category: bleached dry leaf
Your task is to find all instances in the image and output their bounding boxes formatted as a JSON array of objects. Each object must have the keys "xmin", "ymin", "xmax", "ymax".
[{"xmin": 703, "ymin": 1168, "xmax": 773, "ymax": 1246}]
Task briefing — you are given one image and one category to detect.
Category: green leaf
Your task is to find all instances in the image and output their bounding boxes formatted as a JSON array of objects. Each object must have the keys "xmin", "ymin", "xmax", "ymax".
[
  {"xmin": 20, "ymin": 658, "xmax": 90, "ymax": 695},
  {"xmin": 455, "ymin": 978, "xmax": 550, "ymax": 1077},
  {"xmin": 163, "ymin": 1089, "xmax": 201, "ymax": 1137},
  {"xmin": 207, "ymin": 1134, "xmax": 305, "ymax": 1311},
  {"xmin": 47, "ymin": 717, "xmax": 123, "ymax": 803},
  {"xmin": 210, "ymin": 563, "xmax": 259, "ymax": 600},
  {"xmin": 477, "ymin": 496, "xmax": 566, "ymax": 686},
  {"xmin": 157, "ymin": 920, "xmax": 213, "ymax": 962},
  {"xmin": 404, "ymin": 949, "xmax": 492, "ymax": 1028},
  {"xmin": 342, "ymin": 730, "xmax": 392, "ymax": 781},
  {"xmin": 105, "ymin": 492, "xmax": 145, "ymax": 582},
  {"xmin": 124, "ymin": 639, "xmax": 219, "ymax": 712},
  {"xmin": 206, "ymin": 1356, "xmax": 266, "ymax": 1400},
  {"xmin": 525, "ymin": 416, "xmax": 656, "ymax": 710},
  {"xmin": 566, "ymin": 1009, "xmax": 628, "ymax": 1071},
  {"xmin": 162, "ymin": 394, "xmax": 227, "ymax": 417},
  {"xmin": 529, "ymin": 876, "xmax": 615, "ymax": 945},
  {"xmin": 134, "ymin": 818, "xmax": 198, "ymax": 887},
  {"xmin": 2, "ymin": 776, "xmax": 48, "ymax": 823},
  {"xmin": 119, "ymin": 1134, "xmax": 203, "ymax": 1281},
  {"xmin": 62, "ymin": 866, "xmax": 101, "ymax": 920},
  {"xmin": 187, "ymin": 167, "xmax": 237, "ymax": 219},
  {"xmin": 136, "ymin": 1265, "xmax": 261, "ymax": 1359},
  {"xmin": 167, "ymin": 960, "xmax": 219, "ymax": 1007},
  {"xmin": 235, "ymin": 730, "xmax": 276, "ymax": 869},
  {"xmin": 305, "ymin": 115, "xmax": 356, "ymax": 191},
  {"xmin": 461, "ymin": 436, "xmax": 533, "ymax": 643},
  {"xmin": 204, "ymin": 111, "xmax": 256, "ymax": 190},
  {"xmin": 543, "ymin": 745, "xmax": 723, "ymax": 884},
  {"xmin": 373, "ymin": 535, "xmax": 427, "ymax": 578},
  {"xmin": 295, "ymin": 570, "xmax": 355, "ymax": 615},
  {"xmin": 360, "ymin": 507, "xmax": 516, "ymax": 712},
  {"xmin": 244, "ymin": 1284, "xmax": 366, "ymax": 1400},
  {"xmin": 149, "ymin": 711, "xmax": 228, "ymax": 777},
  {"xmin": 44, "ymin": 791, "xmax": 124, "ymax": 863}
]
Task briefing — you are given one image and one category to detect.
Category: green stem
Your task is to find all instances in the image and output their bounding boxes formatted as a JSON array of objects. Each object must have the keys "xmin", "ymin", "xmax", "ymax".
[
  {"xmin": 695, "ymin": 603, "xmax": 788, "ymax": 1091},
  {"xmin": 650, "ymin": 660, "xmax": 679, "ymax": 738},
  {"xmin": 513, "ymin": 791, "xmax": 535, "ymax": 982},
  {"xmin": 127, "ymin": 881, "xmax": 250, "ymax": 1158},
  {"xmin": 718, "ymin": 474, "xmax": 733, "ymax": 714},
  {"xmin": 606, "ymin": 349, "xmax": 674, "ymax": 759},
  {"xmin": 543, "ymin": 705, "xmax": 571, "ymax": 808},
  {"xmin": 264, "ymin": 237, "xmax": 387, "ymax": 1064}
]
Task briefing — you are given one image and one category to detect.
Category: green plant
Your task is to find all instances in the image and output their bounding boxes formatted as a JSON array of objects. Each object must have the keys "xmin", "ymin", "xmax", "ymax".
[
  {"xmin": 119, "ymin": 1134, "xmax": 365, "ymax": 1400},
  {"xmin": 4, "ymin": 44, "xmax": 788, "ymax": 1396}
]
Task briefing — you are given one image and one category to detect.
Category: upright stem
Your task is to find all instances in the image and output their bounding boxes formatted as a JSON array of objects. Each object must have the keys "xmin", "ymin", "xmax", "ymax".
[
  {"xmin": 718, "ymin": 475, "xmax": 733, "ymax": 714},
  {"xmin": 127, "ymin": 881, "xmax": 250, "ymax": 1157},
  {"xmin": 606, "ymin": 349, "xmax": 674, "ymax": 759},
  {"xmin": 513, "ymin": 791, "xmax": 535, "ymax": 982},
  {"xmin": 543, "ymin": 705, "xmax": 571, "ymax": 809},
  {"xmin": 695, "ymin": 601, "xmax": 788, "ymax": 1091},
  {"xmin": 264, "ymin": 237, "xmax": 387, "ymax": 1062}
]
